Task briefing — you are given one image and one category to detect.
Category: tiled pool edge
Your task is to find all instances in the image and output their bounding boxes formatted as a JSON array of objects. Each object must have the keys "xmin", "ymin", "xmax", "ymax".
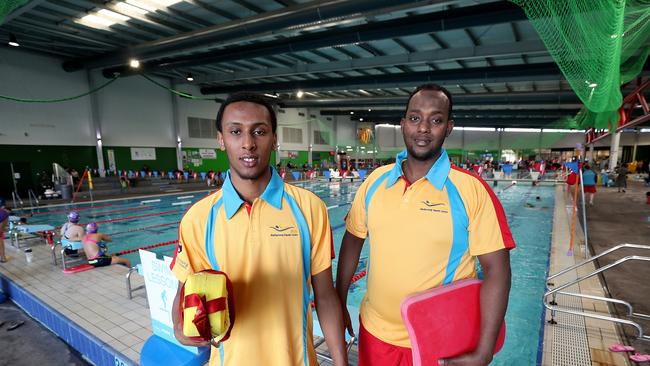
[{"xmin": 0, "ymin": 272, "xmax": 138, "ymax": 366}]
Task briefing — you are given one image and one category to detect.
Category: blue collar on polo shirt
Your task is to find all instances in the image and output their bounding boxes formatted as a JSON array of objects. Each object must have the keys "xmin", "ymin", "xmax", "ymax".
[
  {"xmin": 385, "ymin": 148, "xmax": 450, "ymax": 190},
  {"xmin": 222, "ymin": 167, "xmax": 284, "ymax": 219}
]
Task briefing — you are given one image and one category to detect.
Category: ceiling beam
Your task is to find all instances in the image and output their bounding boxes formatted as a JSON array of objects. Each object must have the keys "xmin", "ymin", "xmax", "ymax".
[
  {"xmin": 99, "ymin": 1, "xmax": 526, "ymax": 77},
  {"xmin": 278, "ymin": 92, "xmax": 582, "ymax": 108},
  {"xmin": 191, "ymin": 40, "xmax": 546, "ymax": 84},
  {"xmin": 201, "ymin": 63, "xmax": 563, "ymax": 94},
  {"xmin": 64, "ymin": 0, "xmax": 439, "ymax": 72}
]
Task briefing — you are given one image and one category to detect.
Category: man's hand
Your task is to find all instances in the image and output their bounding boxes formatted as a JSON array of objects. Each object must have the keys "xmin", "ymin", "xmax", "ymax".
[
  {"xmin": 172, "ymin": 282, "xmax": 210, "ymax": 347},
  {"xmin": 173, "ymin": 319, "xmax": 211, "ymax": 347},
  {"xmin": 341, "ymin": 306, "xmax": 355, "ymax": 338},
  {"xmin": 438, "ymin": 350, "xmax": 492, "ymax": 366}
]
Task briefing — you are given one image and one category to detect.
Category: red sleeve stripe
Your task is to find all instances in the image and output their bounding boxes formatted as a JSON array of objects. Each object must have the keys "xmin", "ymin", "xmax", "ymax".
[{"xmin": 450, "ymin": 166, "xmax": 516, "ymax": 250}]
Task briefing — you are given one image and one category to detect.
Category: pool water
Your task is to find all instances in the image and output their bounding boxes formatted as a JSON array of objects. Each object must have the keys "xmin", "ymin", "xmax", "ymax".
[{"xmin": 21, "ymin": 179, "xmax": 554, "ymax": 365}]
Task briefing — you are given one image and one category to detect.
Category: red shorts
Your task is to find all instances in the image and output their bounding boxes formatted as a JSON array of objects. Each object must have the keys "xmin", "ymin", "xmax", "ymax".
[
  {"xmin": 358, "ymin": 319, "xmax": 413, "ymax": 366},
  {"xmin": 584, "ymin": 185, "xmax": 597, "ymax": 193}
]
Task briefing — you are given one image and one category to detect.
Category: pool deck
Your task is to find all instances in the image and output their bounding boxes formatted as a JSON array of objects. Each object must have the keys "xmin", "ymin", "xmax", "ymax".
[{"xmin": 1, "ymin": 180, "xmax": 646, "ymax": 365}]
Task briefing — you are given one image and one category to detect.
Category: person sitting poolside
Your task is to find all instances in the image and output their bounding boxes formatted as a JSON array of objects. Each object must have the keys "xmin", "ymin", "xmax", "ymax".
[
  {"xmin": 82, "ymin": 222, "xmax": 130, "ymax": 268},
  {"xmin": 60, "ymin": 211, "xmax": 84, "ymax": 256}
]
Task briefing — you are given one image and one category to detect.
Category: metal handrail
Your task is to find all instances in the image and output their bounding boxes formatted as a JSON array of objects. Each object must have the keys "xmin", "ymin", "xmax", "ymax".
[
  {"xmin": 545, "ymin": 254, "xmax": 650, "ymax": 341},
  {"xmin": 553, "ymin": 291, "xmax": 633, "ymax": 317},
  {"xmin": 11, "ymin": 191, "xmax": 23, "ymax": 209},
  {"xmin": 546, "ymin": 255, "xmax": 650, "ymax": 297},
  {"xmin": 28, "ymin": 189, "xmax": 39, "ymax": 207},
  {"xmin": 548, "ymin": 244, "xmax": 650, "ymax": 281},
  {"xmin": 544, "ymin": 303, "xmax": 648, "ymax": 341}
]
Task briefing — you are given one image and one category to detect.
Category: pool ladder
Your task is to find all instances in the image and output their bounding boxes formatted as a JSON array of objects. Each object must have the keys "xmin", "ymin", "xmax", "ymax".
[{"xmin": 544, "ymin": 243, "xmax": 650, "ymax": 342}]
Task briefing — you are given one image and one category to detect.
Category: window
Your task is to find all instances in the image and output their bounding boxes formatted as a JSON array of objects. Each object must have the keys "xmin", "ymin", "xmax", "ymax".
[
  {"xmin": 188, "ymin": 117, "xmax": 217, "ymax": 139},
  {"xmin": 282, "ymin": 127, "xmax": 303, "ymax": 144},
  {"xmin": 313, "ymin": 130, "xmax": 330, "ymax": 145}
]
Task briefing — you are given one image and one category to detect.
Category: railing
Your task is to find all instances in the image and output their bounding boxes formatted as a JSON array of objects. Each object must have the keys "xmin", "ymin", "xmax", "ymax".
[
  {"xmin": 11, "ymin": 191, "xmax": 23, "ymax": 209},
  {"xmin": 544, "ymin": 243, "xmax": 650, "ymax": 341},
  {"xmin": 28, "ymin": 189, "xmax": 39, "ymax": 207}
]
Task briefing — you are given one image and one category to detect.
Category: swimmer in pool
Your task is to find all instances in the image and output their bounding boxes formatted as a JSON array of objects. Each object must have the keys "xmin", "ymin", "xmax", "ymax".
[{"xmin": 82, "ymin": 222, "xmax": 130, "ymax": 268}]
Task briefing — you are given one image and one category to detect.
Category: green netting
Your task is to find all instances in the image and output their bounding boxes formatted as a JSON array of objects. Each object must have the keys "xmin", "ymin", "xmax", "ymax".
[
  {"xmin": 511, "ymin": 0, "xmax": 650, "ymax": 129},
  {"xmin": 1, "ymin": 0, "xmax": 28, "ymax": 24}
]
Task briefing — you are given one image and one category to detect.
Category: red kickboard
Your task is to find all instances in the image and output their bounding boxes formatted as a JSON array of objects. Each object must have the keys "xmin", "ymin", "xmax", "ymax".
[
  {"xmin": 401, "ymin": 279, "xmax": 506, "ymax": 366},
  {"xmin": 62, "ymin": 264, "xmax": 94, "ymax": 274}
]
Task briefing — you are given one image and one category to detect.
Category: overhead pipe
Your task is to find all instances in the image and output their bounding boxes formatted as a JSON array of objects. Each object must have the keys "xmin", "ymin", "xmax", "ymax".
[
  {"xmin": 100, "ymin": 1, "xmax": 525, "ymax": 78},
  {"xmin": 62, "ymin": 0, "xmax": 430, "ymax": 72},
  {"xmin": 278, "ymin": 92, "xmax": 582, "ymax": 108},
  {"xmin": 201, "ymin": 63, "xmax": 562, "ymax": 94}
]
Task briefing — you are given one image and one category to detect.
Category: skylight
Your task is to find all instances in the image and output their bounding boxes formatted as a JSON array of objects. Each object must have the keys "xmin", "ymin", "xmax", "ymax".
[{"xmin": 76, "ymin": 0, "xmax": 184, "ymax": 30}]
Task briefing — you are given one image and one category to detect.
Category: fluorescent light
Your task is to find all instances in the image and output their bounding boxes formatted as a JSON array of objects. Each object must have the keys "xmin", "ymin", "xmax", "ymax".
[
  {"xmin": 79, "ymin": 14, "xmax": 115, "ymax": 27},
  {"xmin": 129, "ymin": 59, "xmax": 140, "ymax": 68},
  {"xmin": 116, "ymin": 1, "xmax": 149, "ymax": 14},
  {"xmin": 125, "ymin": 0, "xmax": 156, "ymax": 12},
  {"xmin": 97, "ymin": 9, "xmax": 130, "ymax": 22},
  {"xmin": 368, "ymin": 108, "xmax": 372, "ymax": 112},
  {"xmin": 149, "ymin": 0, "xmax": 183, "ymax": 6},
  {"xmin": 8, "ymin": 33, "xmax": 19, "ymax": 47},
  {"xmin": 359, "ymin": 118, "xmax": 364, "ymax": 121},
  {"xmin": 640, "ymin": 128, "xmax": 650, "ymax": 133},
  {"xmin": 504, "ymin": 128, "xmax": 541, "ymax": 132},
  {"xmin": 263, "ymin": 93, "xmax": 279, "ymax": 99},
  {"xmin": 350, "ymin": 111, "xmax": 354, "ymax": 115},
  {"xmin": 589, "ymin": 83, "xmax": 598, "ymax": 88},
  {"xmin": 296, "ymin": 90, "xmax": 304, "ymax": 98},
  {"xmin": 458, "ymin": 127, "xmax": 496, "ymax": 131},
  {"xmin": 186, "ymin": 73, "xmax": 194, "ymax": 82}
]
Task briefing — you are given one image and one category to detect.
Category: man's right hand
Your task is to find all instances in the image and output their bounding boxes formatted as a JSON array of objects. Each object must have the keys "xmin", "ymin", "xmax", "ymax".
[{"xmin": 173, "ymin": 321, "xmax": 211, "ymax": 347}]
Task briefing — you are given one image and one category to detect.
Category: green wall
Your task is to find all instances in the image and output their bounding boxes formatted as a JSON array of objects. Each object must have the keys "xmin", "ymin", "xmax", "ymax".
[
  {"xmin": 102, "ymin": 146, "xmax": 177, "ymax": 173},
  {"xmin": 181, "ymin": 148, "xmax": 278, "ymax": 172},
  {"xmin": 181, "ymin": 148, "xmax": 229, "ymax": 172},
  {"xmin": 0, "ymin": 144, "xmax": 97, "ymax": 197},
  {"xmin": 280, "ymin": 150, "xmax": 308, "ymax": 167}
]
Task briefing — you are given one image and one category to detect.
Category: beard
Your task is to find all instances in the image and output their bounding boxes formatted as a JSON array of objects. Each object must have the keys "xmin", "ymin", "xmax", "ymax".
[
  {"xmin": 231, "ymin": 164, "xmax": 269, "ymax": 181},
  {"xmin": 406, "ymin": 144, "xmax": 441, "ymax": 162}
]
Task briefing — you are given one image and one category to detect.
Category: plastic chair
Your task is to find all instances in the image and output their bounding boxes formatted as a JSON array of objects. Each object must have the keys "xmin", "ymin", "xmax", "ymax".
[
  {"xmin": 292, "ymin": 171, "xmax": 301, "ymax": 181},
  {"xmin": 200, "ymin": 172, "xmax": 207, "ymax": 180},
  {"xmin": 60, "ymin": 239, "xmax": 85, "ymax": 270},
  {"xmin": 126, "ymin": 264, "xmax": 145, "ymax": 299}
]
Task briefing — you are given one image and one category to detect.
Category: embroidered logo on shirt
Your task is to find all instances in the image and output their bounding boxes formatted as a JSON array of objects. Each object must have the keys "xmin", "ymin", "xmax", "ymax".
[
  {"xmin": 269, "ymin": 225, "xmax": 299, "ymax": 237},
  {"xmin": 420, "ymin": 200, "xmax": 448, "ymax": 213}
]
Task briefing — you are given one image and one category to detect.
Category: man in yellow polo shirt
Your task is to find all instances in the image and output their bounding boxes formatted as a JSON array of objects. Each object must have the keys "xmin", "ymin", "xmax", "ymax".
[
  {"xmin": 336, "ymin": 84, "xmax": 514, "ymax": 366},
  {"xmin": 170, "ymin": 92, "xmax": 347, "ymax": 366}
]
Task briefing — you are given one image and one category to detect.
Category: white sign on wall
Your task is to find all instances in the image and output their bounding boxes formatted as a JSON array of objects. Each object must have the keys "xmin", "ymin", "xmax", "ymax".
[
  {"xmin": 198, "ymin": 148, "xmax": 217, "ymax": 159},
  {"xmin": 139, "ymin": 250, "xmax": 201, "ymax": 354},
  {"xmin": 131, "ymin": 147, "xmax": 156, "ymax": 160},
  {"xmin": 107, "ymin": 149, "xmax": 116, "ymax": 172}
]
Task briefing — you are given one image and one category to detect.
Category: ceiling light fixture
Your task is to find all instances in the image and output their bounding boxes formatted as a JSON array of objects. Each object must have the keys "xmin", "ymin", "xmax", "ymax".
[
  {"xmin": 296, "ymin": 90, "xmax": 304, "ymax": 98},
  {"xmin": 8, "ymin": 33, "xmax": 19, "ymax": 47},
  {"xmin": 186, "ymin": 73, "xmax": 194, "ymax": 82},
  {"xmin": 129, "ymin": 59, "xmax": 140, "ymax": 68}
]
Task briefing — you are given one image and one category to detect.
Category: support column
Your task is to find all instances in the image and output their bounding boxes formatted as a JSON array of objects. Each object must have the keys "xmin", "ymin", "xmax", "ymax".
[
  {"xmin": 170, "ymin": 81, "xmax": 183, "ymax": 170},
  {"xmin": 537, "ymin": 130, "xmax": 543, "ymax": 160},
  {"xmin": 461, "ymin": 128, "xmax": 466, "ymax": 164},
  {"xmin": 589, "ymin": 144, "xmax": 595, "ymax": 163},
  {"xmin": 609, "ymin": 130, "xmax": 621, "ymax": 169},
  {"xmin": 307, "ymin": 110, "xmax": 313, "ymax": 166},
  {"xmin": 632, "ymin": 130, "xmax": 639, "ymax": 161},
  {"xmin": 86, "ymin": 71, "xmax": 106, "ymax": 177},
  {"xmin": 497, "ymin": 128, "xmax": 503, "ymax": 162}
]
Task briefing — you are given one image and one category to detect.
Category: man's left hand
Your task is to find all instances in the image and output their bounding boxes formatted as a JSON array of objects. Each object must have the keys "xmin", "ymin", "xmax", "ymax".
[{"xmin": 438, "ymin": 351, "xmax": 493, "ymax": 366}]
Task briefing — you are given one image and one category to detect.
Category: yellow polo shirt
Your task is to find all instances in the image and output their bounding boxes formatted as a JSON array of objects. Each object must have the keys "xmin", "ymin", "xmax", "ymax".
[
  {"xmin": 346, "ymin": 149, "xmax": 515, "ymax": 347},
  {"xmin": 170, "ymin": 168, "xmax": 332, "ymax": 366}
]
